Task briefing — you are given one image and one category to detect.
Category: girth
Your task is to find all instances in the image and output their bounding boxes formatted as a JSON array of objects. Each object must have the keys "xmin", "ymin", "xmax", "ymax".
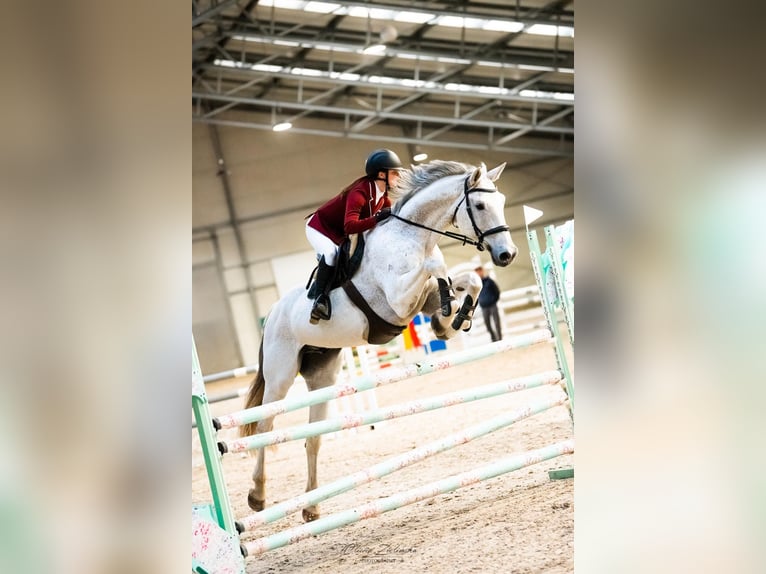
[{"xmin": 341, "ymin": 280, "xmax": 407, "ymax": 345}]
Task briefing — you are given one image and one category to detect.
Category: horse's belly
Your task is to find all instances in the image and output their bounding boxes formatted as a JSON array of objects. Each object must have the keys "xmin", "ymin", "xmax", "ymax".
[{"xmin": 291, "ymin": 294, "xmax": 373, "ymax": 348}]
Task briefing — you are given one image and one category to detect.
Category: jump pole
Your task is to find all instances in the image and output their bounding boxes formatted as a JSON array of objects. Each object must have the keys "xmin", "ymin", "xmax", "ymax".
[
  {"xmin": 239, "ymin": 392, "xmax": 569, "ymax": 530},
  {"xmin": 243, "ymin": 440, "xmax": 575, "ymax": 557},
  {"xmin": 203, "ymin": 364, "xmax": 259, "ymax": 384},
  {"xmin": 214, "ymin": 328, "xmax": 554, "ymax": 430},
  {"xmin": 220, "ymin": 370, "xmax": 563, "ymax": 453}
]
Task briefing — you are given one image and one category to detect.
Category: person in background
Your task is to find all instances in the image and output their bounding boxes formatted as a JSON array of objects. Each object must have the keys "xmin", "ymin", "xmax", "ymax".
[
  {"xmin": 305, "ymin": 149, "xmax": 404, "ymax": 323},
  {"xmin": 475, "ymin": 265, "xmax": 503, "ymax": 342}
]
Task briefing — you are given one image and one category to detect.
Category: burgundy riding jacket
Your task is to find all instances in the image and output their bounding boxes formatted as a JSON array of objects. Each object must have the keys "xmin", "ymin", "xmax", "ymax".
[{"xmin": 307, "ymin": 177, "xmax": 391, "ymax": 245}]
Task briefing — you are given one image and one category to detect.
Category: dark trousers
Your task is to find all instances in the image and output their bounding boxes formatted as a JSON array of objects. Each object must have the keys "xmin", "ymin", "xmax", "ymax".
[{"xmin": 481, "ymin": 305, "xmax": 502, "ymax": 342}]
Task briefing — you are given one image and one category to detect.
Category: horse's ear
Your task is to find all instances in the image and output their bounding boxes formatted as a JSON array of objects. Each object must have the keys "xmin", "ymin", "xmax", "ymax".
[
  {"xmin": 469, "ymin": 165, "xmax": 483, "ymax": 187},
  {"xmin": 487, "ymin": 162, "xmax": 506, "ymax": 182}
]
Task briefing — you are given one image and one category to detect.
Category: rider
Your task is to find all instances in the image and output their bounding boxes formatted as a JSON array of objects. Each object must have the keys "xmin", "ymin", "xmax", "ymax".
[{"xmin": 305, "ymin": 148, "xmax": 404, "ymax": 323}]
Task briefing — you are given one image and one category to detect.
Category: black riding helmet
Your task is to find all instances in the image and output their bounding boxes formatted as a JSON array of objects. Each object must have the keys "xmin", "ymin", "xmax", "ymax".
[
  {"xmin": 365, "ymin": 149, "xmax": 403, "ymax": 193},
  {"xmin": 364, "ymin": 149, "xmax": 403, "ymax": 177}
]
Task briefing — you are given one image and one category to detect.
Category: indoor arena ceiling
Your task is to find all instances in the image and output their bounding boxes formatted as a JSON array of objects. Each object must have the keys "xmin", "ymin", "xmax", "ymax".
[{"xmin": 192, "ymin": 0, "xmax": 574, "ymax": 158}]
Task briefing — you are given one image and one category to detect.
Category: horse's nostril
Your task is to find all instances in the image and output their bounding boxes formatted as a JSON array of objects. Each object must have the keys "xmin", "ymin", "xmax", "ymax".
[{"xmin": 498, "ymin": 249, "xmax": 517, "ymax": 265}]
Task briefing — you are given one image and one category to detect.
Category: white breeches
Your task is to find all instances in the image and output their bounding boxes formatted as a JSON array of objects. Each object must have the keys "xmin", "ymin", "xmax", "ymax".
[{"xmin": 305, "ymin": 222, "xmax": 339, "ymax": 266}]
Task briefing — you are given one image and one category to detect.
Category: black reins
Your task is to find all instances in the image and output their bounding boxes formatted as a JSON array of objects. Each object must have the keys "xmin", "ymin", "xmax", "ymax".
[{"xmin": 390, "ymin": 175, "xmax": 510, "ymax": 251}]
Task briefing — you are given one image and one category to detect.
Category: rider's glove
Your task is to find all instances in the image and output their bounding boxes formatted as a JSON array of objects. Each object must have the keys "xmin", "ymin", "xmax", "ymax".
[{"xmin": 374, "ymin": 207, "xmax": 392, "ymax": 222}]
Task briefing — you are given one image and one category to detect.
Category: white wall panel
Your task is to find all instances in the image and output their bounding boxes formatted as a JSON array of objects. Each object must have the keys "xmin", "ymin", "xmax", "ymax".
[
  {"xmin": 255, "ymin": 286, "xmax": 279, "ymax": 319},
  {"xmin": 229, "ymin": 293, "xmax": 261, "ymax": 365},
  {"xmin": 214, "ymin": 228, "xmax": 242, "ymax": 266},
  {"xmin": 271, "ymin": 251, "xmax": 318, "ymax": 299},
  {"xmin": 240, "ymin": 213, "xmax": 312, "ymax": 262},
  {"xmin": 223, "ymin": 267, "xmax": 246, "ymax": 293},
  {"xmin": 248, "ymin": 260, "xmax": 275, "ymax": 289},
  {"xmin": 192, "ymin": 238, "xmax": 215, "ymax": 266}
]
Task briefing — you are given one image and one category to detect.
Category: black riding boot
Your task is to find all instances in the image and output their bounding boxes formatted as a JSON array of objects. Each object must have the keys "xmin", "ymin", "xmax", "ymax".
[{"xmin": 310, "ymin": 256, "xmax": 336, "ymax": 324}]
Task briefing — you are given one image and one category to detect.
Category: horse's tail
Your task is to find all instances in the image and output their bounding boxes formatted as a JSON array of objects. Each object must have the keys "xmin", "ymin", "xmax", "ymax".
[{"xmin": 240, "ymin": 337, "xmax": 266, "ymax": 439}]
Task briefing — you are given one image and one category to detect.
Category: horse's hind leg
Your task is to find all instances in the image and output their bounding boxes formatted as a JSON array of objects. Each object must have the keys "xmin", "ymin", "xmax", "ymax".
[
  {"xmin": 245, "ymin": 334, "xmax": 302, "ymax": 512},
  {"xmin": 249, "ymin": 443, "xmax": 267, "ymax": 511},
  {"xmin": 249, "ymin": 416, "xmax": 282, "ymax": 512},
  {"xmin": 249, "ymin": 364, "xmax": 303, "ymax": 510},
  {"xmin": 299, "ymin": 347, "xmax": 343, "ymax": 522}
]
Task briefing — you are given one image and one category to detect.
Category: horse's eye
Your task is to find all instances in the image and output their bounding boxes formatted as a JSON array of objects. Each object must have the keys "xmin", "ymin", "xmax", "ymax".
[{"xmin": 475, "ymin": 202, "xmax": 486, "ymax": 210}]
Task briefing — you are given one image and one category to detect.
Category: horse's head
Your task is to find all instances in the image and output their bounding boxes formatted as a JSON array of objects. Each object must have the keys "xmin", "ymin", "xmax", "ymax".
[{"xmin": 454, "ymin": 163, "xmax": 518, "ymax": 267}]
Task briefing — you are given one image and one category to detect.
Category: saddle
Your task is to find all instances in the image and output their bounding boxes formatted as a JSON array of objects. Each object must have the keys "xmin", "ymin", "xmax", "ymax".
[{"xmin": 306, "ymin": 233, "xmax": 364, "ymax": 298}]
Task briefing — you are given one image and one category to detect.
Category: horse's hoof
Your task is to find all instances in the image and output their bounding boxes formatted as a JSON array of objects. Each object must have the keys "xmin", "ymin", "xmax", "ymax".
[
  {"xmin": 302, "ymin": 508, "xmax": 320, "ymax": 522},
  {"xmin": 248, "ymin": 490, "xmax": 265, "ymax": 512}
]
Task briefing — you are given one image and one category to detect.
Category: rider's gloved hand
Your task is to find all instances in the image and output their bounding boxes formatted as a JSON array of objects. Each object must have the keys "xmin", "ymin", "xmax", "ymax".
[{"xmin": 374, "ymin": 207, "xmax": 392, "ymax": 222}]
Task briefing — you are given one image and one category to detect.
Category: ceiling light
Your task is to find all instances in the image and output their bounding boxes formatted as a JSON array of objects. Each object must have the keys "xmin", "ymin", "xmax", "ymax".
[
  {"xmin": 272, "ymin": 121, "xmax": 292, "ymax": 132},
  {"xmin": 304, "ymin": 1, "xmax": 340, "ymax": 13},
  {"xmin": 261, "ymin": 0, "xmax": 304, "ymax": 9},
  {"xmin": 212, "ymin": 59, "xmax": 572, "ymax": 101},
  {"xmin": 435, "ymin": 15, "xmax": 486, "ymax": 28},
  {"xmin": 253, "ymin": 63, "xmax": 283, "ymax": 73},
  {"xmin": 393, "ymin": 11, "xmax": 434, "ymax": 24},
  {"xmin": 520, "ymin": 89, "xmax": 575, "ymax": 101},
  {"xmin": 290, "ymin": 67, "xmax": 323, "ymax": 77},
  {"xmin": 380, "ymin": 25, "xmax": 398, "ymax": 43},
  {"xmin": 483, "ymin": 20, "xmax": 524, "ymax": 33},
  {"xmin": 413, "ymin": 151, "xmax": 428, "ymax": 162},
  {"xmin": 257, "ymin": 1, "xmax": 571, "ymax": 37},
  {"xmin": 362, "ymin": 43, "xmax": 387, "ymax": 55},
  {"xmin": 527, "ymin": 24, "xmax": 575, "ymax": 37},
  {"xmin": 348, "ymin": 7, "xmax": 395, "ymax": 19}
]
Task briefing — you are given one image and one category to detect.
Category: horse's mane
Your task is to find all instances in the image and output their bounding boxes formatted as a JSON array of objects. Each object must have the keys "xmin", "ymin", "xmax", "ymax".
[{"xmin": 392, "ymin": 160, "xmax": 472, "ymax": 211}]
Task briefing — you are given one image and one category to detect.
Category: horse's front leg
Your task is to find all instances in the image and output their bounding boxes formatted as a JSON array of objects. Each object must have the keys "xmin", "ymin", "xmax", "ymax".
[
  {"xmin": 428, "ymin": 271, "xmax": 482, "ymax": 339},
  {"xmin": 423, "ymin": 248, "xmax": 459, "ymax": 318},
  {"xmin": 448, "ymin": 271, "xmax": 482, "ymax": 331},
  {"xmin": 385, "ymin": 266, "xmax": 438, "ymax": 319}
]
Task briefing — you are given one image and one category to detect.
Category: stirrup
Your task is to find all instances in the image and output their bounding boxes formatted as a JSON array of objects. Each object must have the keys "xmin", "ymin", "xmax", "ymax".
[{"xmin": 310, "ymin": 295, "xmax": 331, "ymax": 324}]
